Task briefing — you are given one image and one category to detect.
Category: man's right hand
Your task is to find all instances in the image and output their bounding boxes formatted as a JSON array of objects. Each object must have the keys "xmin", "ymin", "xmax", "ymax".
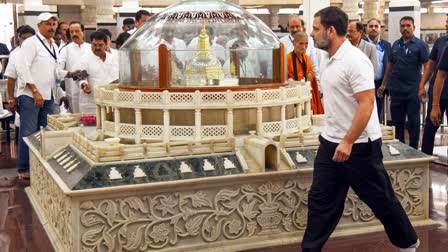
[
  {"xmin": 67, "ymin": 70, "xmax": 81, "ymax": 78},
  {"xmin": 33, "ymin": 90, "xmax": 44, "ymax": 108},
  {"xmin": 8, "ymin": 100, "xmax": 16, "ymax": 114},
  {"xmin": 81, "ymin": 83, "xmax": 92, "ymax": 94},
  {"xmin": 376, "ymin": 84, "xmax": 386, "ymax": 98},
  {"xmin": 418, "ymin": 85, "xmax": 427, "ymax": 102},
  {"xmin": 430, "ymin": 105, "xmax": 441, "ymax": 126}
]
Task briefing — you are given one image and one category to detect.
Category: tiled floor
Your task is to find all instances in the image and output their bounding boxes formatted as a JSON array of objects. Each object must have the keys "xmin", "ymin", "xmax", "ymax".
[{"xmin": 1, "ymin": 131, "xmax": 448, "ymax": 252}]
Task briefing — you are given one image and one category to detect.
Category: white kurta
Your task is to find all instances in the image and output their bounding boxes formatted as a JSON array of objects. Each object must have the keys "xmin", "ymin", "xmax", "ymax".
[
  {"xmin": 57, "ymin": 42, "xmax": 90, "ymax": 113},
  {"xmin": 78, "ymin": 51, "xmax": 118, "ymax": 114}
]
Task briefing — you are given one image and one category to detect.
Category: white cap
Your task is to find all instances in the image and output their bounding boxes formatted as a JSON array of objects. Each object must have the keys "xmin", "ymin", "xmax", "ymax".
[{"xmin": 37, "ymin": 12, "xmax": 59, "ymax": 23}]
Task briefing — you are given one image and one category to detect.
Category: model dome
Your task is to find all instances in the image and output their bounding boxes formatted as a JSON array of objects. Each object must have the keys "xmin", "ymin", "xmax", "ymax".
[{"xmin": 119, "ymin": 0, "xmax": 284, "ymax": 90}]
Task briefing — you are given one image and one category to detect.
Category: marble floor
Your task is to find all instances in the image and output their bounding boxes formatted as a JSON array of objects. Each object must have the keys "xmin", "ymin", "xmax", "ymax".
[{"xmin": 0, "ymin": 130, "xmax": 448, "ymax": 252}]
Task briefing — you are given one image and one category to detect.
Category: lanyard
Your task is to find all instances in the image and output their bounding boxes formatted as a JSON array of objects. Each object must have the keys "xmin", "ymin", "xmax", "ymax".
[
  {"xmin": 36, "ymin": 34, "xmax": 57, "ymax": 61},
  {"xmin": 292, "ymin": 51, "xmax": 308, "ymax": 81}
]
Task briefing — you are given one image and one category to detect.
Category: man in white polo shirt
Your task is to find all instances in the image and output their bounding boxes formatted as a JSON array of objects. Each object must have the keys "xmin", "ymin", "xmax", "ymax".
[
  {"xmin": 301, "ymin": 7, "xmax": 419, "ymax": 252},
  {"xmin": 16, "ymin": 12, "xmax": 59, "ymax": 179}
]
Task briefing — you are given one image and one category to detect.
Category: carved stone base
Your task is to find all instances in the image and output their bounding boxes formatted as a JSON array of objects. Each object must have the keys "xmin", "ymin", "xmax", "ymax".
[{"xmin": 26, "ymin": 144, "xmax": 439, "ymax": 252}]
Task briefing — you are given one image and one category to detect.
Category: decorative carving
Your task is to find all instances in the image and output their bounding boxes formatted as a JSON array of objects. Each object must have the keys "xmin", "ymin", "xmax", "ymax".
[
  {"xmin": 80, "ymin": 181, "xmax": 310, "ymax": 251},
  {"xmin": 29, "ymin": 153, "xmax": 73, "ymax": 251}
]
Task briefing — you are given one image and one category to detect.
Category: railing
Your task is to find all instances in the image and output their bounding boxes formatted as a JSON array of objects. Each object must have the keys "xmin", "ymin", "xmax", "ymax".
[
  {"xmin": 71, "ymin": 131, "xmax": 234, "ymax": 163},
  {"xmin": 262, "ymin": 117, "xmax": 311, "ymax": 137},
  {"xmin": 96, "ymin": 84, "xmax": 311, "ymax": 109}
]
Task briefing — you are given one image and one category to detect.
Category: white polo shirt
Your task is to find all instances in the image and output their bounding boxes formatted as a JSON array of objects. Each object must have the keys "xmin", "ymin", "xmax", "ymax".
[
  {"xmin": 4, "ymin": 47, "xmax": 22, "ymax": 97},
  {"xmin": 17, "ymin": 32, "xmax": 59, "ymax": 100},
  {"xmin": 320, "ymin": 39, "xmax": 381, "ymax": 143}
]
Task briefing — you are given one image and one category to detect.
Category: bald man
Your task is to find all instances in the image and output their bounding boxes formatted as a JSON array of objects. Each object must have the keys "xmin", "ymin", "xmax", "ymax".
[{"xmin": 280, "ymin": 15, "xmax": 321, "ymax": 90}]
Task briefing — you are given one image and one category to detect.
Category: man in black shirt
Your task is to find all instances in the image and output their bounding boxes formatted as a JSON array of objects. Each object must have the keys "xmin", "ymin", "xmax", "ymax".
[
  {"xmin": 420, "ymin": 14, "xmax": 448, "ymax": 155},
  {"xmin": 430, "ymin": 47, "xmax": 448, "ymax": 126}
]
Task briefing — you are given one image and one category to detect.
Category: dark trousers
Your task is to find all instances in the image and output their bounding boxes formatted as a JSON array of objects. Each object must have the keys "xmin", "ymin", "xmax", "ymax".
[
  {"xmin": 390, "ymin": 94, "xmax": 420, "ymax": 149},
  {"xmin": 301, "ymin": 136, "xmax": 418, "ymax": 251},
  {"xmin": 375, "ymin": 79, "xmax": 384, "ymax": 123},
  {"xmin": 421, "ymin": 99, "xmax": 448, "ymax": 155}
]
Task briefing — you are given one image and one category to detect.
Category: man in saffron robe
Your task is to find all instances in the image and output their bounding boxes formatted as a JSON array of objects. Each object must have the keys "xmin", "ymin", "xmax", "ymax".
[{"xmin": 287, "ymin": 32, "xmax": 324, "ymax": 114}]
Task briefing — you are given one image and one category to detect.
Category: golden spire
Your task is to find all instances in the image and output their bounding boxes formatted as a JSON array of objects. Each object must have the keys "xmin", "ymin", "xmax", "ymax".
[{"xmin": 196, "ymin": 20, "xmax": 210, "ymax": 58}]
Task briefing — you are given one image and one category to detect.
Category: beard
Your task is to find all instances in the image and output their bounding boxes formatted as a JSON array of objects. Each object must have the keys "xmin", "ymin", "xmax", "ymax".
[{"xmin": 314, "ymin": 32, "xmax": 330, "ymax": 51}]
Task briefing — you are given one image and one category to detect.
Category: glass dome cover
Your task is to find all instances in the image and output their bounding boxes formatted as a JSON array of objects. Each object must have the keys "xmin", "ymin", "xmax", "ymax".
[{"xmin": 119, "ymin": 0, "xmax": 284, "ymax": 90}]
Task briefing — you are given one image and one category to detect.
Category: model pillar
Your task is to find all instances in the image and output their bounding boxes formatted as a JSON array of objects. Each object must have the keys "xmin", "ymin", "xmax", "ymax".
[
  {"xmin": 101, "ymin": 106, "xmax": 106, "ymax": 130},
  {"xmin": 96, "ymin": 106, "xmax": 101, "ymax": 129},
  {"xmin": 163, "ymin": 109, "xmax": 170, "ymax": 143},
  {"xmin": 256, "ymin": 107, "xmax": 263, "ymax": 136},
  {"xmin": 281, "ymin": 105, "xmax": 286, "ymax": 133},
  {"xmin": 227, "ymin": 109, "xmax": 234, "ymax": 138},
  {"xmin": 114, "ymin": 108, "xmax": 120, "ymax": 138},
  {"xmin": 297, "ymin": 104, "xmax": 303, "ymax": 117},
  {"xmin": 195, "ymin": 109, "xmax": 201, "ymax": 142},
  {"xmin": 135, "ymin": 108, "xmax": 142, "ymax": 144},
  {"xmin": 388, "ymin": 0, "xmax": 421, "ymax": 43}
]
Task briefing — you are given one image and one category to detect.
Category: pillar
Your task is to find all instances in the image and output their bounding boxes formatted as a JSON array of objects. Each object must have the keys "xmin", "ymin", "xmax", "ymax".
[
  {"xmin": 302, "ymin": 0, "xmax": 331, "ymax": 34},
  {"xmin": 96, "ymin": 106, "xmax": 101, "ymax": 129},
  {"xmin": 194, "ymin": 109, "xmax": 201, "ymax": 141},
  {"xmin": 81, "ymin": 4, "xmax": 97, "ymax": 33},
  {"xmin": 135, "ymin": 108, "xmax": 142, "ymax": 144},
  {"xmin": 269, "ymin": 6, "xmax": 280, "ymax": 31},
  {"xmin": 342, "ymin": 0, "xmax": 361, "ymax": 21},
  {"xmin": 114, "ymin": 107, "xmax": 120, "ymax": 138},
  {"xmin": 227, "ymin": 109, "xmax": 234, "ymax": 137},
  {"xmin": 163, "ymin": 109, "xmax": 170, "ymax": 143},
  {"xmin": 101, "ymin": 106, "xmax": 107, "ymax": 131},
  {"xmin": 256, "ymin": 107, "xmax": 263, "ymax": 136},
  {"xmin": 297, "ymin": 103, "xmax": 303, "ymax": 117},
  {"xmin": 362, "ymin": 0, "xmax": 380, "ymax": 23},
  {"xmin": 281, "ymin": 105, "xmax": 286, "ymax": 133},
  {"xmin": 388, "ymin": 0, "xmax": 421, "ymax": 43},
  {"xmin": 20, "ymin": 0, "xmax": 56, "ymax": 29},
  {"xmin": 96, "ymin": 0, "xmax": 117, "ymax": 42}
]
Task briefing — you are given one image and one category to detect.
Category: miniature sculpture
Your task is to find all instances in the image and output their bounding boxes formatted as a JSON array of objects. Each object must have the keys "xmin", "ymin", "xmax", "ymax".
[{"xmin": 388, "ymin": 145, "xmax": 401, "ymax": 156}]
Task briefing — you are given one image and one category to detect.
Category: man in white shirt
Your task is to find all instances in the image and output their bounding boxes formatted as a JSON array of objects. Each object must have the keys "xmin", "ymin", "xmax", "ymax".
[
  {"xmin": 5, "ymin": 25, "xmax": 36, "ymax": 136},
  {"xmin": 77, "ymin": 31, "xmax": 118, "ymax": 114},
  {"xmin": 301, "ymin": 7, "xmax": 419, "ymax": 252},
  {"xmin": 57, "ymin": 21, "xmax": 90, "ymax": 113},
  {"xmin": 97, "ymin": 28, "xmax": 117, "ymax": 56},
  {"xmin": 16, "ymin": 12, "xmax": 59, "ymax": 179},
  {"xmin": 128, "ymin": 10, "xmax": 151, "ymax": 34},
  {"xmin": 280, "ymin": 15, "xmax": 321, "ymax": 87},
  {"xmin": 57, "ymin": 21, "xmax": 69, "ymax": 48},
  {"xmin": 160, "ymin": 24, "xmax": 187, "ymax": 83}
]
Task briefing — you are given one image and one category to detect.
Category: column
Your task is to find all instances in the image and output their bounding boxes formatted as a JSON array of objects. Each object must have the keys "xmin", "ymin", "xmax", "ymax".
[
  {"xmin": 96, "ymin": 106, "xmax": 101, "ymax": 129},
  {"xmin": 227, "ymin": 109, "xmax": 234, "ymax": 137},
  {"xmin": 96, "ymin": 0, "xmax": 117, "ymax": 41},
  {"xmin": 297, "ymin": 104, "xmax": 302, "ymax": 117},
  {"xmin": 303, "ymin": 0, "xmax": 330, "ymax": 33},
  {"xmin": 342, "ymin": 0, "xmax": 361, "ymax": 21},
  {"xmin": 362, "ymin": 0, "xmax": 380, "ymax": 23},
  {"xmin": 281, "ymin": 105, "xmax": 286, "ymax": 133},
  {"xmin": 388, "ymin": 0, "xmax": 421, "ymax": 43},
  {"xmin": 81, "ymin": 4, "xmax": 97, "ymax": 33},
  {"xmin": 114, "ymin": 108, "xmax": 120, "ymax": 138},
  {"xmin": 135, "ymin": 108, "xmax": 142, "ymax": 144},
  {"xmin": 256, "ymin": 107, "xmax": 263, "ymax": 136},
  {"xmin": 194, "ymin": 109, "xmax": 201, "ymax": 142},
  {"xmin": 163, "ymin": 109, "xmax": 170, "ymax": 143},
  {"xmin": 20, "ymin": 0, "xmax": 56, "ymax": 29},
  {"xmin": 101, "ymin": 106, "xmax": 107, "ymax": 131},
  {"xmin": 269, "ymin": 6, "xmax": 280, "ymax": 31}
]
